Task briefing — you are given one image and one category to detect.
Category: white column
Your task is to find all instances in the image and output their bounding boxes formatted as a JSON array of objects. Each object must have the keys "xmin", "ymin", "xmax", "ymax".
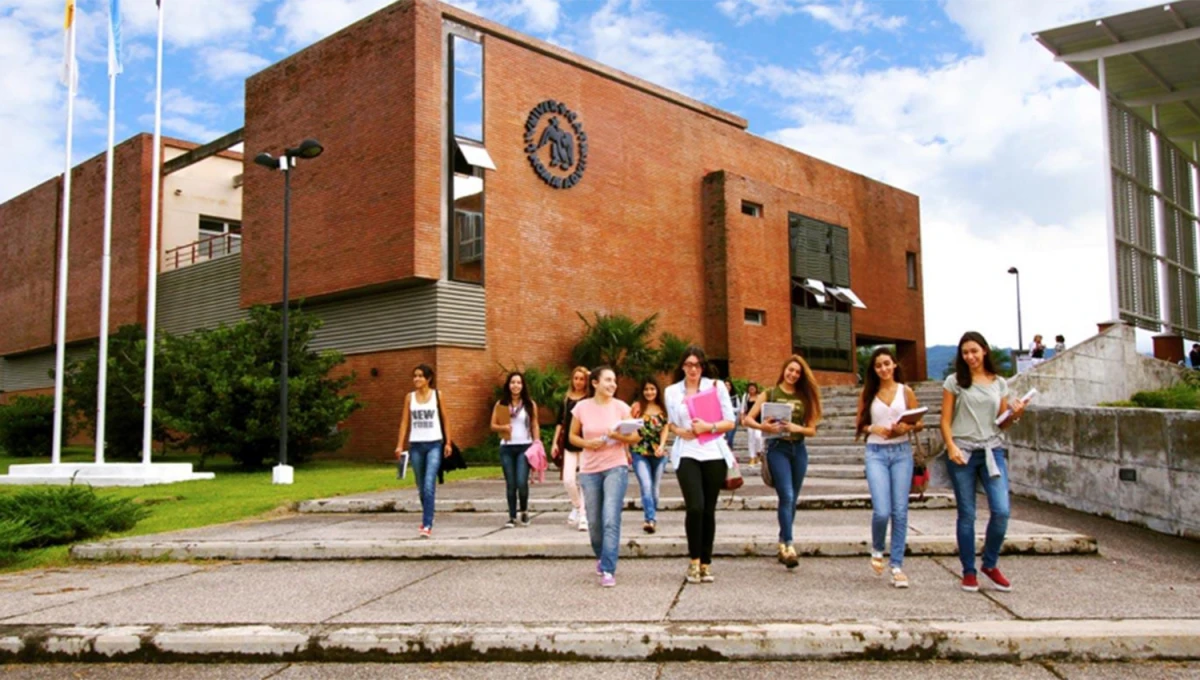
[{"xmin": 1098, "ymin": 57, "xmax": 1121, "ymax": 322}]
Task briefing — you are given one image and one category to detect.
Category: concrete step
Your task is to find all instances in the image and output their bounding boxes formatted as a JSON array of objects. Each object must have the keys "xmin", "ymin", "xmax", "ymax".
[
  {"xmin": 4, "ymin": 619, "xmax": 1192, "ymax": 663},
  {"xmin": 299, "ymin": 493, "xmax": 955, "ymax": 514},
  {"xmin": 70, "ymin": 508, "xmax": 1096, "ymax": 561},
  {"xmin": 806, "ymin": 465, "xmax": 865, "ymax": 479}
]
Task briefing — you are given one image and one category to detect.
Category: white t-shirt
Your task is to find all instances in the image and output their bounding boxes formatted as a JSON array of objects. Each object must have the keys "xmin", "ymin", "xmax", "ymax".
[
  {"xmin": 866, "ymin": 385, "xmax": 908, "ymax": 445},
  {"xmin": 502, "ymin": 403, "xmax": 533, "ymax": 445},
  {"xmin": 408, "ymin": 390, "xmax": 443, "ymax": 443}
]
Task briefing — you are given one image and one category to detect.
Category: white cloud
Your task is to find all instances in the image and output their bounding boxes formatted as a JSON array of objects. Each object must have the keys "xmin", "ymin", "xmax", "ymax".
[
  {"xmin": 198, "ymin": 47, "xmax": 271, "ymax": 81},
  {"xmin": 578, "ymin": 0, "xmax": 727, "ymax": 99},
  {"xmin": 274, "ymin": 0, "xmax": 561, "ymax": 47},
  {"xmin": 717, "ymin": 0, "xmax": 905, "ymax": 31},
  {"xmin": 160, "ymin": 89, "xmax": 222, "ymax": 118},
  {"xmin": 747, "ymin": 0, "xmax": 1154, "ymax": 346},
  {"xmin": 120, "ymin": 0, "xmax": 264, "ymax": 47}
]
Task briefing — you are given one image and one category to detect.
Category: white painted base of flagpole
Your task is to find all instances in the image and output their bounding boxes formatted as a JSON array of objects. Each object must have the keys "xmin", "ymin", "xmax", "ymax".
[
  {"xmin": 272, "ymin": 464, "xmax": 294, "ymax": 485},
  {"xmin": 0, "ymin": 463, "xmax": 214, "ymax": 488}
]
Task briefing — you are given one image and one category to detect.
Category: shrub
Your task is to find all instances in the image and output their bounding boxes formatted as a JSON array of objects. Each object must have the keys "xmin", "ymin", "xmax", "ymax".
[
  {"xmin": 158, "ymin": 305, "xmax": 361, "ymax": 470},
  {"xmin": 1130, "ymin": 384, "xmax": 1200, "ymax": 410},
  {"xmin": 0, "ymin": 486, "xmax": 150, "ymax": 550},
  {"xmin": 0, "ymin": 519, "xmax": 35, "ymax": 565},
  {"xmin": 0, "ymin": 395, "xmax": 57, "ymax": 458},
  {"xmin": 63, "ymin": 324, "xmax": 176, "ymax": 460}
]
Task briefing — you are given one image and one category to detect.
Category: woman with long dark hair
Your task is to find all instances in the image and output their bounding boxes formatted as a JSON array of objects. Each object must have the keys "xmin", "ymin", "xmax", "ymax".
[
  {"xmin": 743, "ymin": 354, "xmax": 822, "ymax": 570},
  {"xmin": 940, "ymin": 331, "xmax": 1026, "ymax": 593},
  {"xmin": 569, "ymin": 366, "xmax": 639, "ymax": 587},
  {"xmin": 664, "ymin": 345, "xmax": 736, "ymax": 584},
  {"xmin": 552, "ymin": 365, "xmax": 590, "ymax": 532},
  {"xmin": 855, "ymin": 347, "xmax": 918, "ymax": 588},
  {"xmin": 491, "ymin": 371, "xmax": 539, "ymax": 529},
  {"xmin": 629, "ymin": 377, "xmax": 670, "ymax": 534},
  {"xmin": 393, "ymin": 364, "xmax": 452, "ymax": 538}
]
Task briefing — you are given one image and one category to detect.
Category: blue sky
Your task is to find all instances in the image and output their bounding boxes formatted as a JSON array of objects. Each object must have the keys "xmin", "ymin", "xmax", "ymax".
[{"xmin": 0, "ymin": 0, "xmax": 1169, "ymax": 349}]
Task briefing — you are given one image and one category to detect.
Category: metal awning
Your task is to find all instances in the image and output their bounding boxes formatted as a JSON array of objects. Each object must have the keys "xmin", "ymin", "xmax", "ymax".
[
  {"xmin": 455, "ymin": 137, "xmax": 496, "ymax": 170},
  {"xmin": 1034, "ymin": 2, "xmax": 1200, "ymax": 158}
]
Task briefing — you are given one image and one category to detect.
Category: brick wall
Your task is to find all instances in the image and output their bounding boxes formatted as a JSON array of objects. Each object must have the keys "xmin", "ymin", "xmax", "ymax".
[
  {"xmin": 0, "ymin": 179, "xmax": 60, "ymax": 355},
  {"xmin": 241, "ymin": 1, "xmax": 437, "ymax": 308}
]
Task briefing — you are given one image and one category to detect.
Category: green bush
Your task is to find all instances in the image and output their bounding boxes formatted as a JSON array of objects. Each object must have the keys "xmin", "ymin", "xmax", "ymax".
[
  {"xmin": 0, "ymin": 486, "xmax": 149, "ymax": 552},
  {"xmin": 0, "ymin": 395, "xmax": 57, "ymax": 458},
  {"xmin": 158, "ymin": 305, "xmax": 361, "ymax": 470},
  {"xmin": 462, "ymin": 433, "xmax": 501, "ymax": 465},
  {"xmin": 0, "ymin": 518, "xmax": 36, "ymax": 565},
  {"xmin": 1130, "ymin": 384, "xmax": 1200, "ymax": 410},
  {"xmin": 64, "ymin": 324, "xmax": 176, "ymax": 460}
]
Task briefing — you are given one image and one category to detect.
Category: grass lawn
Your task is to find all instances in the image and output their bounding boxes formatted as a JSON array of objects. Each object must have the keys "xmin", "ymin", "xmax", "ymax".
[{"xmin": 0, "ymin": 448, "xmax": 501, "ymax": 573}]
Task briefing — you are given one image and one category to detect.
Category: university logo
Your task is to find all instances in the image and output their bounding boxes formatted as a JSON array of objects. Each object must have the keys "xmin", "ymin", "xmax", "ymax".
[{"xmin": 524, "ymin": 99, "xmax": 588, "ymax": 189}]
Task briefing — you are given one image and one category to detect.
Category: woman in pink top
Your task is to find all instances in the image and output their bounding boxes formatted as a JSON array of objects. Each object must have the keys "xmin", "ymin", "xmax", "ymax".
[{"xmin": 569, "ymin": 366, "xmax": 640, "ymax": 587}]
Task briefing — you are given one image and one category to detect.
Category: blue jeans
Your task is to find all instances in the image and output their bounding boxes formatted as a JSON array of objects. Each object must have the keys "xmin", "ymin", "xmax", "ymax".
[
  {"xmin": 947, "ymin": 447, "xmax": 1011, "ymax": 575},
  {"xmin": 579, "ymin": 465, "xmax": 629, "ymax": 575},
  {"xmin": 631, "ymin": 453, "xmax": 667, "ymax": 523},
  {"xmin": 499, "ymin": 443, "xmax": 532, "ymax": 520},
  {"xmin": 409, "ymin": 440, "xmax": 443, "ymax": 529},
  {"xmin": 864, "ymin": 442, "xmax": 913, "ymax": 568},
  {"xmin": 766, "ymin": 438, "xmax": 808, "ymax": 543}
]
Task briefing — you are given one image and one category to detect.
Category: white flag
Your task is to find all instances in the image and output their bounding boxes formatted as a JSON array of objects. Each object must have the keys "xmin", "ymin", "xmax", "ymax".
[{"xmin": 108, "ymin": 0, "xmax": 123, "ymax": 76}]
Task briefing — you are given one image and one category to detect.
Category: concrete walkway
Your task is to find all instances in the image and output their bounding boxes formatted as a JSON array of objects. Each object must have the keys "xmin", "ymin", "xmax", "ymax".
[{"xmin": 1, "ymin": 477, "xmax": 1197, "ymax": 664}]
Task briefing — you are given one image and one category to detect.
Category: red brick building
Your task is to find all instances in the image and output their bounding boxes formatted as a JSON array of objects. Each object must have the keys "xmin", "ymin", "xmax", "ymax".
[{"xmin": 0, "ymin": 0, "xmax": 925, "ymax": 460}]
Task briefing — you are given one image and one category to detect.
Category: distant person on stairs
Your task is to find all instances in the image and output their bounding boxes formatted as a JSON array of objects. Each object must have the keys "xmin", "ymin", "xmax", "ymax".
[
  {"xmin": 742, "ymin": 383, "xmax": 763, "ymax": 466},
  {"xmin": 744, "ymin": 354, "xmax": 822, "ymax": 571},
  {"xmin": 855, "ymin": 347, "xmax": 919, "ymax": 589}
]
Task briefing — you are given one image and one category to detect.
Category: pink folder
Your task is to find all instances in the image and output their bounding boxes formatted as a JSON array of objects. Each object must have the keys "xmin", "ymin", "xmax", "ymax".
[{"xmin": 684, "ymin": 387, "xmax": 723, "ymax": 445}]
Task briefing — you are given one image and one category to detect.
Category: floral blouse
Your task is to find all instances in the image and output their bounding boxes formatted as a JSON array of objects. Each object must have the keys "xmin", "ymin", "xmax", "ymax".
[{"xmin": 630, "ymin": 411, "xmax": 667, "ymax": 457}]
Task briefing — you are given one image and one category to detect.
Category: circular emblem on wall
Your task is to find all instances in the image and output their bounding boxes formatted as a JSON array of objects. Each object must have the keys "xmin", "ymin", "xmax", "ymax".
[{"xmin": 524, "ymin": 99, "xmax": 588, "ymax": 190}]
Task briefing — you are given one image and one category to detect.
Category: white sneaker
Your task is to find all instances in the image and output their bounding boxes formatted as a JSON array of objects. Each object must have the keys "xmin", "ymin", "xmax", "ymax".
[
  {"xmin": 578, "ymin": 518, "xmax": 589, "ymax": 532},
  {"xmin": 567, "ymin": 508, "xmax": 579, "ymax": 525}
]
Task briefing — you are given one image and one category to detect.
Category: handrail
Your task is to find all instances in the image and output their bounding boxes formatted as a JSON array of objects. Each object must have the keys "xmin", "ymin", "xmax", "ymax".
[{"xmin": 162, "ymin": 232, "xmax": 242, "ymax": 271}]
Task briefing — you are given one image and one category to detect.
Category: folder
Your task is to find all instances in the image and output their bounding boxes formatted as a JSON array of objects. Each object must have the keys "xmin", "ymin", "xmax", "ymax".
[{"xmin": 684, "ymin": 388, "xmax": 723, "ymax": 445}]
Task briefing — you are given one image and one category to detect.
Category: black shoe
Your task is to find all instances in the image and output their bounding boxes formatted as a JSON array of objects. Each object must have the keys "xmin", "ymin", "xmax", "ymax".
[
  {"xmin": 520, "ymin": 512, "xmax": 530, "ymax": 526},
  {"xmin": 504, "ymin": 518, "xmax": 516, "ymax": 529}
]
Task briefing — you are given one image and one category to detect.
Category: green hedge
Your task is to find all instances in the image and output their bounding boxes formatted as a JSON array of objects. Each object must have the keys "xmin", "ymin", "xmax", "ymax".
[{"xmin": 0, "ymin": 486, "xmax": 150, "ymax": 565}]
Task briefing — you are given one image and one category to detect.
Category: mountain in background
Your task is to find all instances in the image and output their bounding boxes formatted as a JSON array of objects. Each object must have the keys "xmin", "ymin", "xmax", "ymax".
[{"xmin": 925, "ymin": 344, "xmax": 1057, "ymax": 380}]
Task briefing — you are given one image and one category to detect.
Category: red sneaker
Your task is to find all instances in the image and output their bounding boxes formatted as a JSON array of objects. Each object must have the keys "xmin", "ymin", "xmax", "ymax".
[
  {"xmin": 961, "ymin": 573, "xmax": 979, "ymax": 592},
  {"xmin": 981, "ymin": 567, "xmax": 1012, "ymax": 592}
]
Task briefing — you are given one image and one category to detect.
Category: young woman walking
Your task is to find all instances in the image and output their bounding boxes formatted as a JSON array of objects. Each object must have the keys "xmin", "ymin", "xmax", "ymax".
[
  {"xmin": 941, "ymin": 331, "xmax": 1026, "ymax": 593},
  {"xmin": 742, "ymin": 383, "xmax": 763, "ymax": 466},
  {"xmin": 855, "ymin": 347, "xmax": 918, "ymax": 588},
  {"xmin": 491, "ymin": 371, "xmax": 539, "ymax": 528},
  {"xmin": 552, "ymin": 366, "xmax": 590, "ymax": 532},
  {"xmin": 664, "ymin": 346, "xmax": 736, "ymax": 584},
  {"xmin": 744, "ymin": 354, "xmax": 822, "ymax": 570},
  {"xmin": 629, "ymin": 378, "xmax": 670, "ymax": 534},
  {"xmin": 569, "ymin": 366, "xmax": 639, "ymax": 587},
  {"xmin": 394, "ymin": 364, "xmax": 452, "ymax": 538}
]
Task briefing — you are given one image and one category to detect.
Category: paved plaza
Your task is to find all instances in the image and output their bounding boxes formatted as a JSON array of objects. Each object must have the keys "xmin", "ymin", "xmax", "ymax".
[{"xmin": 1, "ymin": 473, "xmax": 1198, "ymax": 667}]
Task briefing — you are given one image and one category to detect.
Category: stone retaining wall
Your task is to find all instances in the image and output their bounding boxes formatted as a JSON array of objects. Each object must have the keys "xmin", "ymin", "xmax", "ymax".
[{"xmin": 1008, "ymin": 406, "xmax": 1200, "ymax": 540}]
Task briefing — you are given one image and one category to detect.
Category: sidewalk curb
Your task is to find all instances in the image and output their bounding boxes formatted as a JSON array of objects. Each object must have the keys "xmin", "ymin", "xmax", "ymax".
[
  {"xmin": 298, "ymin": 494, "xmax": 957, "ymax": 514},
  {"xmin": 1, "ymin": 620, "xmax": 1196, "ymax": 663},
  {"xmin": 70, "ymin": 533, "xmax": 1096, "ymax": 561}
]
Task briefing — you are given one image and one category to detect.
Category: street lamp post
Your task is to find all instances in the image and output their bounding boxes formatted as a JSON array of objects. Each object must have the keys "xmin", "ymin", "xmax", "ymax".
[
  {"xmin": 254, "ymin": 139, "xmax": 323, "ymax": 485},
  {"xmin": 1008, "ymin": 266, "xmax": 1023, "ymax": 355}
]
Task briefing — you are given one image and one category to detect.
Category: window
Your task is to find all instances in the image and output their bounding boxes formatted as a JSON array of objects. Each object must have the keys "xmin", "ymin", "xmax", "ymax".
[
  {"xmin": 456, "ymin": 211, "xmax": 483, "ymax": 263},
  {"xmin": 448, "ymin": 32, "xmax": 486, "ymax": 284},
  {"xmin": 906, "ymin": 251, "xmax": 919, "ymax": 289},
  {"xmin": 788, "ymin": 212, "xmax": 854, "ymax": 372},
  {"xmin": 197, "ymin": 216, "xmax": 241, "ymax": 258},
  {"xmin": 741, "ymin": 200, "xmax": 762, "ymax": 218},
  {"xmin": 744, "ymin": 308, "xmax": 765, "ymax": 325}
]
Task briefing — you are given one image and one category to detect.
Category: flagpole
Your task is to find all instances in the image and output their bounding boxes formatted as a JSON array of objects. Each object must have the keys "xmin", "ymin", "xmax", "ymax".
[
  {"xmin": 97, "ymin": 0, "xmax": 122, "ymax": 465},
  {"xmin": 142, "ymin": 0, "xmax": 164, "ymax": 465},
  {"xmin": 51, "ymin": 8, "xmax": 78, "ymax": 466}
]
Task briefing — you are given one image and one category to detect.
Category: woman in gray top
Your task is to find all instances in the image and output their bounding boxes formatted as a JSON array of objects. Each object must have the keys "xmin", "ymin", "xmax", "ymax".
[{"xmin": 940, "ymin": 331, "xmax": 1026, "ymax": 594}]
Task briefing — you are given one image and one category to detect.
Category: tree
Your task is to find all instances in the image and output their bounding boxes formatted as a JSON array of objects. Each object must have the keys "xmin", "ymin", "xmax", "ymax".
[
  {"xmin": 0, "ymin": 395, "xmax": 58, "ymax": 458},
  {"xmin": 159, "ymin": 306, "xmax": 361, "ymax": 469},
  {"xmin": 571, "ymin": 312, "xmax": 659, "ymax": 382},
  {"xmin": 63, "ymin": 324, "xmax": 174, "ymax": 460}
]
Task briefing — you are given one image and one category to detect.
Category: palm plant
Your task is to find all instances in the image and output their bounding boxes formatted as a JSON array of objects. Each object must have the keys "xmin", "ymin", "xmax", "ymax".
[{"xmin": 571, "ymin": 312, "xmax": 659, "ymax": 383}]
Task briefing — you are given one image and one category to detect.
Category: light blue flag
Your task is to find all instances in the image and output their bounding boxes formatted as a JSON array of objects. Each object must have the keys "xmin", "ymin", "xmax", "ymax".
[{"xmin": 107, "ymin": 0, "xmax": 122, "ymax": 75}]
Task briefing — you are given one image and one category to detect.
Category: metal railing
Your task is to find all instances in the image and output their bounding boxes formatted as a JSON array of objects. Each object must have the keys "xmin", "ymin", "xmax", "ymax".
[{"xmin": 162, "ymin": 233, "xmax": 242, "ymax": 271}]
